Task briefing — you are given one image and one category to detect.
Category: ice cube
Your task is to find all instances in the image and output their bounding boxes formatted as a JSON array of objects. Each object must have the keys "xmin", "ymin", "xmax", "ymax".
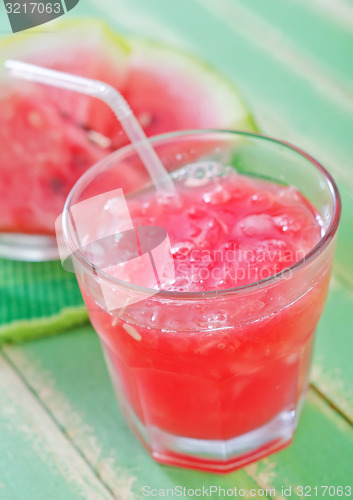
[
  {"xmin": 274, "ymin": 215, "xmax": 302, "ymax": 232},
  {"xmin": 239, "ymin": 214, "xmax": 275, "ymax": 237},
  {"xmin": 202, "ymin": 184, "xmax": 231, "ymax": 205},
  {"xmin": 251, "ymin": 192, "xmax": 273, "ymax": 210}
]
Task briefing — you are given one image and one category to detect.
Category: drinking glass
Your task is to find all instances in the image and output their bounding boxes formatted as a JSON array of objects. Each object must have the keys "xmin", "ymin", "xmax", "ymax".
[{"xmin": 59, "ymin": 130, "xmax": 341, "ymax": 472}]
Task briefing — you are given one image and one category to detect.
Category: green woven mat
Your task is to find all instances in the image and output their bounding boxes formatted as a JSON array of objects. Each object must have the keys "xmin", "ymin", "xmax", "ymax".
[{"xmin": 0, "ymin": 258, "xmax": 89, "ymax": 344}]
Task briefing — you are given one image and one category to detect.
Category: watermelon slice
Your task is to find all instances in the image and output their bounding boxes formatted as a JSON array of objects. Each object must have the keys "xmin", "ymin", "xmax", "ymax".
[
  {"xmin": 85, "ymin": 39, "xmax": 258, "ymax": 148},
  {"xmin": 0, "ymin": 18, "xmax": 257, "ymax": 238},
  {"xmin": 0, "ymin": 19, "xmax": 130, "ymax": 132}
]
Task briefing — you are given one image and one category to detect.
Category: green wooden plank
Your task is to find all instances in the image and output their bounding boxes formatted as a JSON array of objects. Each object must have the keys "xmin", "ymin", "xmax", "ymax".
[
  {"xmin": 244, "ymin": 389, "xmax": 353, "ymax": 495},
  {"xmin": 235, "ymin": 0, "xmax": 353, "ymax": 91},
  {"xmin": 4, "ymin": 325, "xmax": 353, "ymax": 498},
  {"xmin": 0, "ymin": 352, "xmax": 113, "ymax": 500},
  {"xmin": 312, "ymin": 277, "xmax": 353, "ymax": 422},
  {"xmin": 2, "ymin": 328, "xmax": 271, "ymax": 499},
  {"xmin": 303, "ymin": 0, "xmax": 353, "ymax": 31},
  {"xmin": 84, "ymin": 0, "xmax": 353, "ymax": 169}
]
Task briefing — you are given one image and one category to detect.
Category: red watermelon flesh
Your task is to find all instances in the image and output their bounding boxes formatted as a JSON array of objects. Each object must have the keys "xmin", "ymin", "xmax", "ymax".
[
  {"xmin": 0, "ymin": 87, "xmax": 106, "ymax": 234},
  {"xmin": 1, "ymin": 19, "xmax": 130, "ymax": 145},
  {"xmin": 0, "ymin": 21, "xmax": 256, "ymax": 236},
  {"xmin": 80, "ymin": 40, "xmax": 257, "ymax": 149}
]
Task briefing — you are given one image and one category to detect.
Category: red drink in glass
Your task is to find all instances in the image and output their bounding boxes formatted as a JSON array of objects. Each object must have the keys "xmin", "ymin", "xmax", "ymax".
[{"xmin": 60, "ymin": 131, "xmax": 341, "ymax": 472}]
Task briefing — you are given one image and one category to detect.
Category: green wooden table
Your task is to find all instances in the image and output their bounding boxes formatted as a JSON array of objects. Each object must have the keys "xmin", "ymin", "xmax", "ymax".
[{"xmin": 0, "ymin": 1, "xmax": 353, "ymax": 498}]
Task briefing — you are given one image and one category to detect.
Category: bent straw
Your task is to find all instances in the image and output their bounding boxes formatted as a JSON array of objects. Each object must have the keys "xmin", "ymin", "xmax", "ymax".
[{"xmin": 5, "ymin": 59, "xmax": 176, "ymax": 196}]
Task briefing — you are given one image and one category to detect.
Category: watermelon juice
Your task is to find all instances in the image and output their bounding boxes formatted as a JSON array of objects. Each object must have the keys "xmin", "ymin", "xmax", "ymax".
[{"xmin": 61, "ymin": 131, "xmax": 341, "ymax": 472}]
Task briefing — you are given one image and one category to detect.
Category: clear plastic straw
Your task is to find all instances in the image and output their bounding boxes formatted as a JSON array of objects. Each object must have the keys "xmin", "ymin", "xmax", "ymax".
[{"xmin": 5, "ymin": 59, "xmax": 176, "ymax": 196}]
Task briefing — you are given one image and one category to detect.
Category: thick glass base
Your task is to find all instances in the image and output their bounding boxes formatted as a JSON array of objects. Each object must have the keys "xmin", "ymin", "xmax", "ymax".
[
  {"xmin": 119, "ymin": 392, "xmax": 295, "ymax": 473},
  {"xmin": 105, "ymin": 350, "xmax": 304, "ymax": 473}
]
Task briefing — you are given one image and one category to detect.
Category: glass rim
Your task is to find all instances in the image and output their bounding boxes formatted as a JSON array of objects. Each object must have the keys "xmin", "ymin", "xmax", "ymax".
[{"xmin": 62, "ymin": 129, "xmax": 342, "ymax": 300}]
